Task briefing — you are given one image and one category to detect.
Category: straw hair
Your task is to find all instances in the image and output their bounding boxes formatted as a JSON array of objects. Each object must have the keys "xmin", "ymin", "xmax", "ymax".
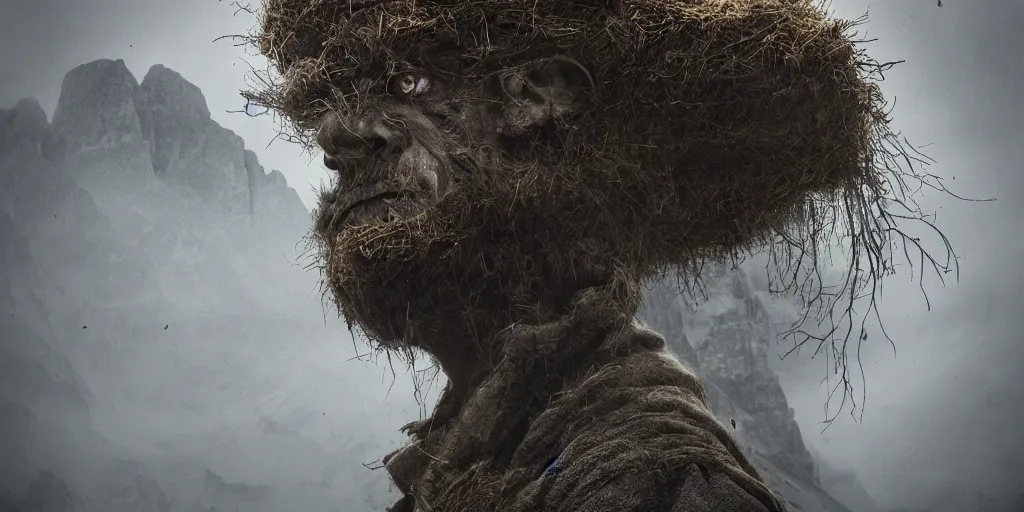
[{"xmin": 241, "ymin": 0, "xmax": 959, "ymax": 433}]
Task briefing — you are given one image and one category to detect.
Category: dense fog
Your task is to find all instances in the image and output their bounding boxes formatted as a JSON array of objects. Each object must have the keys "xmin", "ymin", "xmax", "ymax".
[
  {"xmin": 773, "ymin": 2, "xmax": 1024, "ymax": 509},
  {"xmin": 1, "ymin": 0, "xmax": 1021, "ymax": 511}
]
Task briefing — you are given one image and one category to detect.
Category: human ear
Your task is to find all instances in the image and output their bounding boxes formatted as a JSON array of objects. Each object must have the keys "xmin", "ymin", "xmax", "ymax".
[{"xmin": 494, "ymin": 56, "xmax": 595, "ymax": 135}]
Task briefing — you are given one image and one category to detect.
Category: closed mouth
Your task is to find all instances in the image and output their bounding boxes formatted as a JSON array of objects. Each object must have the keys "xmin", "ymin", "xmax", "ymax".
[
  {"xmin": 334, "ymin": 191, "xmax": 416, "ymax": 230},
  {"xmin": 343, "ymin": 191, "xmax": 403, "ymax": 217}
]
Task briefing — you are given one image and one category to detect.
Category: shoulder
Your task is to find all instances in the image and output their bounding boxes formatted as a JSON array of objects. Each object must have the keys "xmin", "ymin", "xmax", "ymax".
[
  {"xmin": 516, "ymin": 323, "xmax": 787, "ymax": 511},
  {"xmin": 571, "ymin": 463, "xmax": 783, "ymax": 512}
]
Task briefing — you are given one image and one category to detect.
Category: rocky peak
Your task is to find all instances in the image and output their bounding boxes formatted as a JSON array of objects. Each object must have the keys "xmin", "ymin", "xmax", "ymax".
[
  {"xmin": 263, "ymin": 169, "xmax": 290, "ymax": 189},
  {"xmin": 139, "ymin": 64, "xmax": 211, "ymax": 120},
  {"xmin": 0, "ymin": 98, "xmax": 57, "ymax": 159},
  {"xmin": 8, "ymin": 98, "xmax": 47, "ymax": 138},
  {"xmin": 135, "ymin": 64, "xmax": 210, "ymax": 176},
  {"xmin": 50, "ymin": 59, "xmax": 143, "ymax": 155},
  {"xmin": 41, "ymin": 58, "xmax": 309, "ymax": 228},
  {"xmin": 132, "ymin": 64, "xmax": 251, "ymax": 215}
]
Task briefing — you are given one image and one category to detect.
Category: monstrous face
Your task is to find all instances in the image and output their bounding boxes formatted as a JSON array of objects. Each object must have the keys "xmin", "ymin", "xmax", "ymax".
[
  {"xmin": 253, "ymin": 0, "xmax": 886, "ymax": 384},
  {"xmin": 315, "ymin": 57, "xmax": 593, "ymax": 236},
  {"xmin": 311, "ymin": 55, "xmax": 637, "ymax": 364}
]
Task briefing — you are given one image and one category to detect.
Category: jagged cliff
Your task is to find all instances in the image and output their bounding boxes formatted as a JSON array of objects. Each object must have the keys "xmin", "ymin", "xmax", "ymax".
[
  {"xmin": 640, "ymin": 267, "xmax": 865, "ymax": 512},
  {"xmin": 1, "ymin": 58, "xmax": 873, "ymax": 511},
  {"xmin": 43, "ymin": 59, "xmax": 306, "ymax": 226}
]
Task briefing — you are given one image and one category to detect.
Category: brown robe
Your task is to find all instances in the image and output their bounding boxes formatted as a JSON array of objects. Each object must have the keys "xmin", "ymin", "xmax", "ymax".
[{"xmin": 383, "ymin": 309, "xmax": 787, "ymax": 512}]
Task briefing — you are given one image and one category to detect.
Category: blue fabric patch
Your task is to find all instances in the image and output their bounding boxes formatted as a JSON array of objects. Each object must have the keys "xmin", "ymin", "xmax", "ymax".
[{"xmin": 542, "ymin": 453, "xmax": 565, "ymax": 477}]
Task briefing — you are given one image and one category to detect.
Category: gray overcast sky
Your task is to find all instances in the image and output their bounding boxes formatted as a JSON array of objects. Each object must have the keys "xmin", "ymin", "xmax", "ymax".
[{"xmin": 3, "ymin": 0, "xmax": 1023, "ymax": 508}]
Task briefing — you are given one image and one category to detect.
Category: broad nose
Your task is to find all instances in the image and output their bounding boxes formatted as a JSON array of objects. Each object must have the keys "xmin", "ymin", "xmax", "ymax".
[{"xmin": 317, "ymin": 111, "xmax": 404, "ymax": 168}]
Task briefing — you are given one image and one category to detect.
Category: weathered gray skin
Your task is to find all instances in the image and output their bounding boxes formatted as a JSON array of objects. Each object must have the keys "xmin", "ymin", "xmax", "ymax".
[{"xmin": 314, "ymin": 56, "xmax": 787, "ymax": 511}]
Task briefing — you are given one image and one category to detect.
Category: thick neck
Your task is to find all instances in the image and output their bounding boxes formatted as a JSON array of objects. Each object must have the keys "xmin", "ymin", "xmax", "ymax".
[
  {"xmin": 416, "ymin": 302, "xmax": 566, "ymax": 390},
  {"xmin": 418, "ymin": 273, "xmax": 641, "ymax": 391},
  {"xmin": 386, "ymin": 306, "xmax": 656, "ymax": 501},
  {"xmin": 425, "ymin": 334, "xmax": 492, "ymax": 390}
]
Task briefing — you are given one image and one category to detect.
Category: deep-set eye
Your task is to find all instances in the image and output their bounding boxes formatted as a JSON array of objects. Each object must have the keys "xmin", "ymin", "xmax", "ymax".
[
  {"xmin": 390, "ymin": 73, "xmax": 431, "ymax": 96},
  {"xmin": 323, "ymin": 154, "xmax": 340, "ymax": 171}
]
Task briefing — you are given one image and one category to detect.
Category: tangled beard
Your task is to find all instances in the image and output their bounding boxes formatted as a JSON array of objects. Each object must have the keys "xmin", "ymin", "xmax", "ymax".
[{"xmin": 314, "ymin": 150, "xmax": 621, "ymax": 360}]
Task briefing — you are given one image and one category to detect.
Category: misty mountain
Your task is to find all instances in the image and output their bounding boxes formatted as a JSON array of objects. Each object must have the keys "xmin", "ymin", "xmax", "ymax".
[
  {"xmin": 1, "ymin": 59, "xmax": 414, "ymax": 511},
  {"xmin": 640, "ymin": 267, "xmax": 872, "ymax": 512},
  {"xmin": 1, "ymin": 58, "xmax": 879, "ymax": 511},
  {"xmin": 0, "ymin": 207, "xmax": 97, "ymax": 498}
]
